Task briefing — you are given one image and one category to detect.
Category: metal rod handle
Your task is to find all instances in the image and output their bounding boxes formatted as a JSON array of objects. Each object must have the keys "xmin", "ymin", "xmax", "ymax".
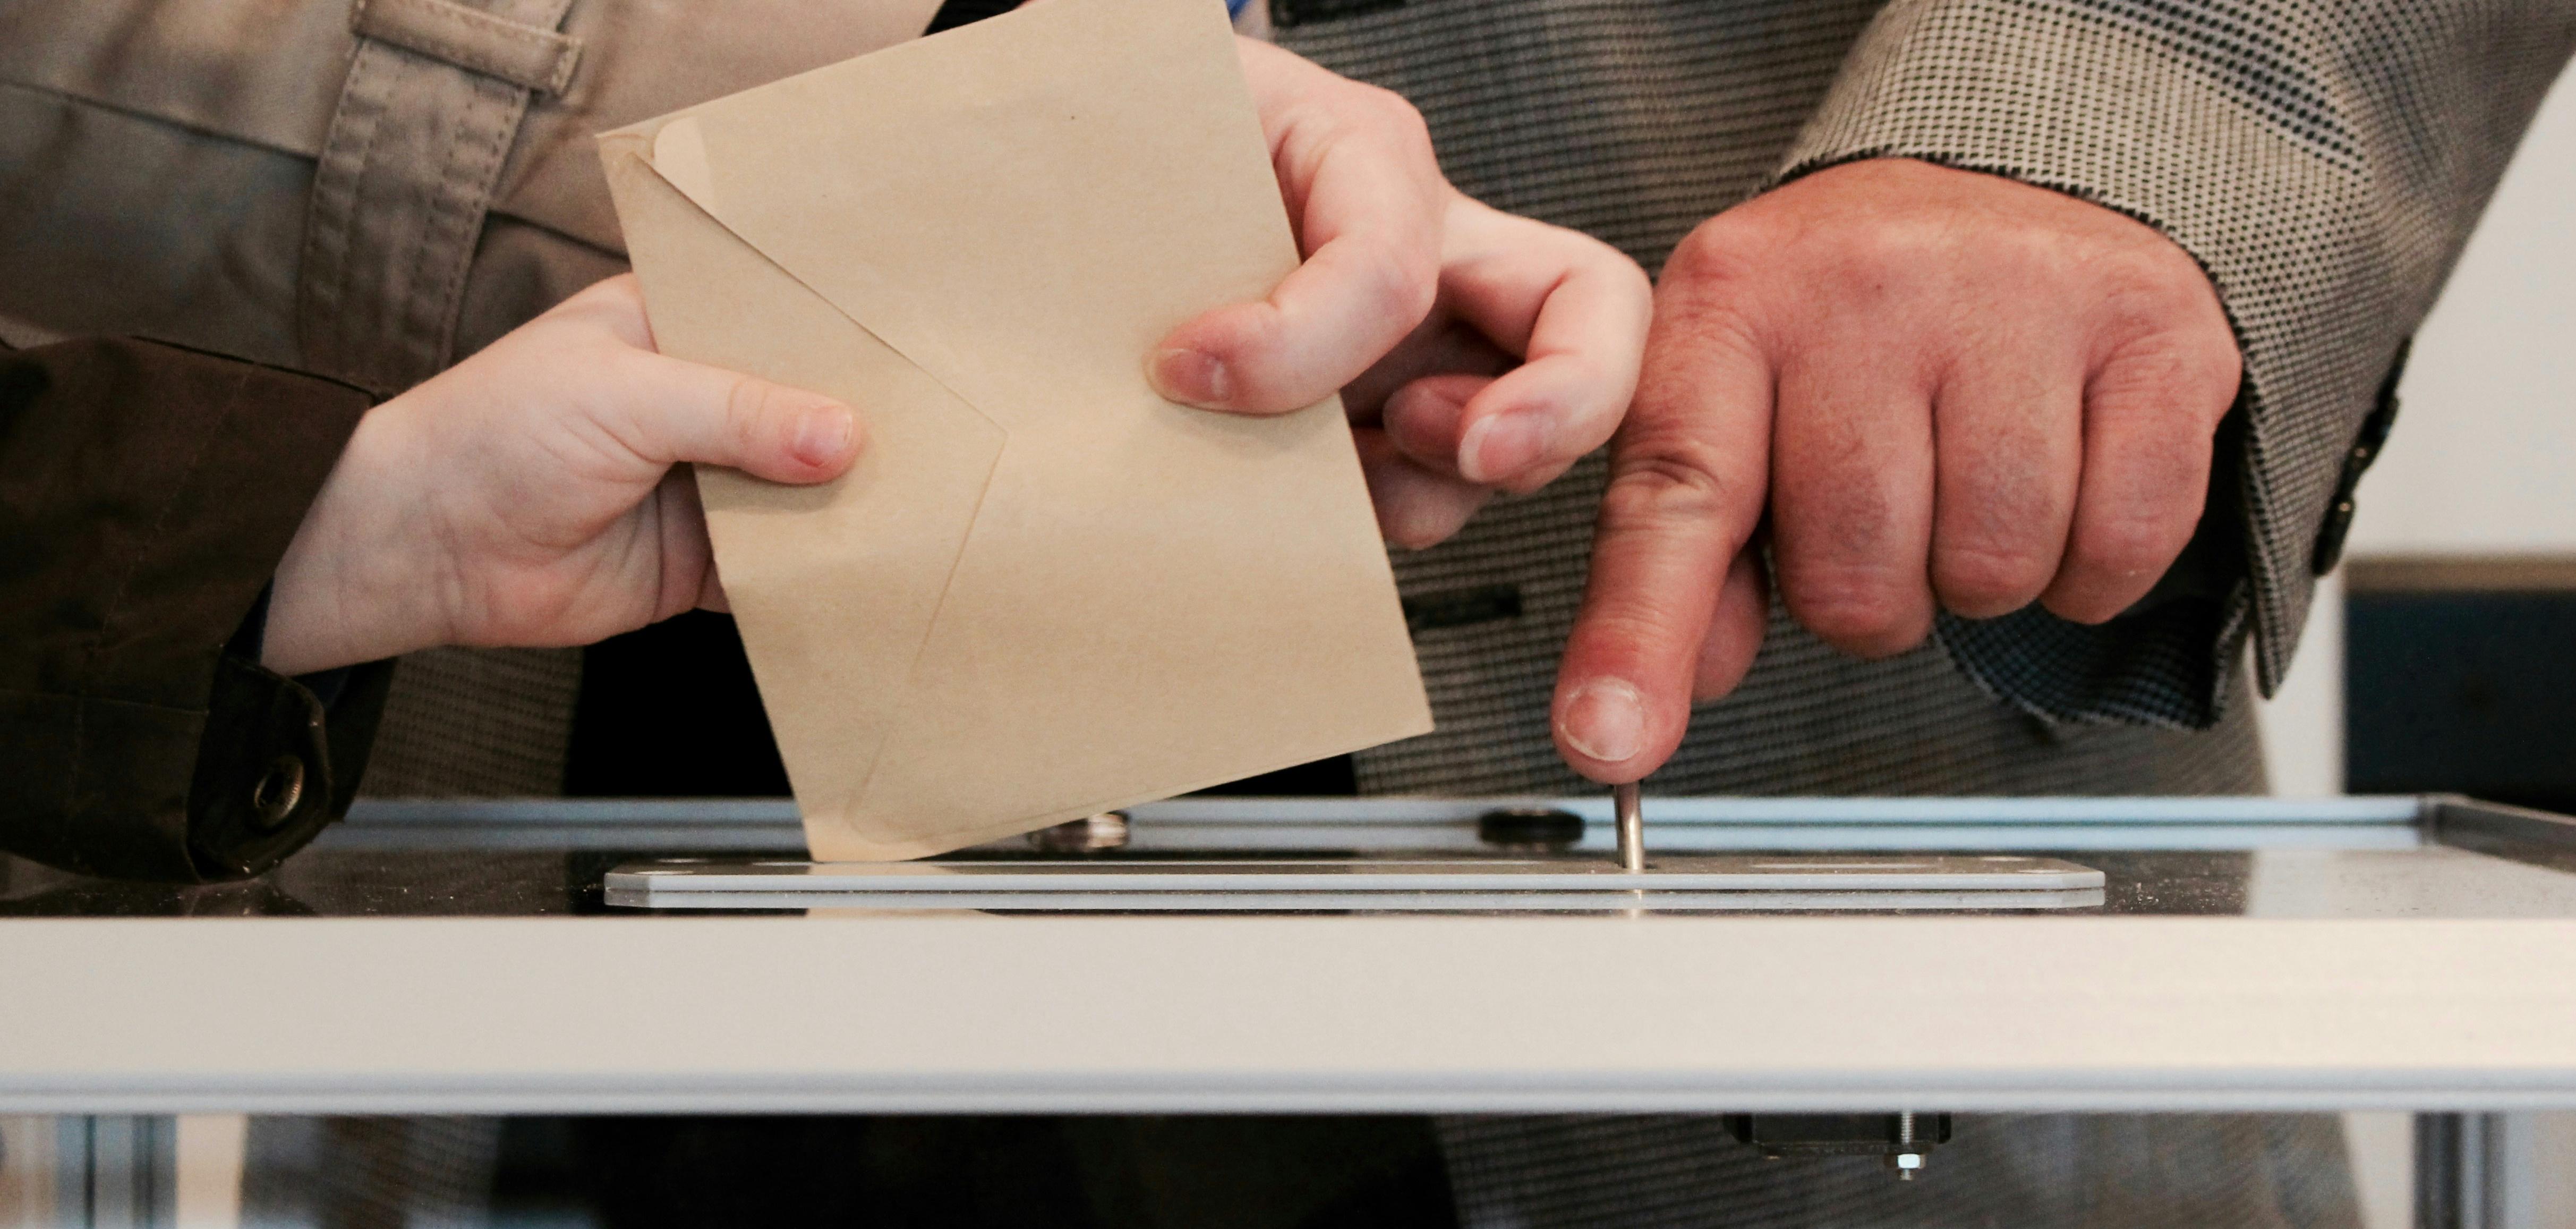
[{"xmin": 1615, "ymin": 782, "xmax": 1645, "ymax": 872}]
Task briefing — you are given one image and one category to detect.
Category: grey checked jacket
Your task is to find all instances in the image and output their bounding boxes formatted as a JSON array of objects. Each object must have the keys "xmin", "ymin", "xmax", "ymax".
[
  {"xmin": 1273, "ymin": 0, "xmax": 2575, "ymax": 800},
  {"xmin": 1, "ymin": 0, "xmax": 2568, "ymax": 801}
]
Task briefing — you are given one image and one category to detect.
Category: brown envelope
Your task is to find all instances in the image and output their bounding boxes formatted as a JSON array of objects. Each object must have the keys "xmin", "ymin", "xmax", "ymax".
[{"xmin": 595, "ymin": 0, "xmax": 1431, "ymax": 860}]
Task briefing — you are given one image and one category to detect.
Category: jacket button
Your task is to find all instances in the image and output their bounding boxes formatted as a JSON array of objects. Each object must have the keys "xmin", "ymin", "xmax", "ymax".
[
  {"xmin": 2312, "ymin": 496, "xmax": 2360, "ymax": 575},
  {"xmin": 2314, "ymin": 340, "xmax": 2411, "ymax": 577},
  {"xmin": 251, "ymin": 755, "xmax": 307, "ymax": 831}
]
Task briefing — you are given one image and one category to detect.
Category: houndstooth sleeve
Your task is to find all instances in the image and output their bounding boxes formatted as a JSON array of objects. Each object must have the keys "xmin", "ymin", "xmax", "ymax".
[{"xmin": 1778, "ymin": 0, "xmax": 2576, "ymax": 727}]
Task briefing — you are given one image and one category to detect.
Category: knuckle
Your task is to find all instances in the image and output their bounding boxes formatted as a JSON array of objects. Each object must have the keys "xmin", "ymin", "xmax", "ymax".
[
  {"xmin": 1933, "ymin": 542, "xmax": 2051, "ymax": 614},
  {"xmin": 2097, "ymin": 255, "xmax": 2231, "ymax": 343},
  {"xmin": 1565, "ymin": 222, "xmax": 1648, "ymax": 278},
  {"xmin": 1660, "ymin": 217, "xmax": 1765, "ymax": 292},
  {"xmin": 1382, "ymin": 485, "xmax": 1483, "ymax": 550},
  {"xmin": 1355, "ymin": 82, "xmax": 1432, "ymax": 150},
  {"xmin": 1208, "ymin": 300, "xmax": 1285, "ymax": 367},
  {"xmin": 1777, "ymin": 485, "xmax": 1926, "ymax": 652},
  {"xmin": 1793, "ymin": 590, "xmax": 1937, "ymax": 657},
  {"xmin": 1385, "ymin": 512, "xmax": 1456, "ymax": 552},
  {"xmin": 720, "ymin": 376, "xmax": 777, "ymax": 452},
  {"xmin": 2101, "ymin": 239, "xmax": 2203, "ymax": 298},
  {"xmin": 1836, "ymin": 215, "xmax": 1927, "ymax": 270},
  {"xmin": 2088, "ymin": 343, "xmax": 2182, "ymax": 402},
  {"xmin": 2093, "ymin": 330, "xmax": 2241, "ymax": 430},
  {"xmin": 1797, "ymin": 214, "xmax": 1946, "ymax": 303},
  {"xmin": 1644, "ymin": 261, "xmax": 1767, "ymax": 372},
  {"xmin": 2170, "ymin": 329, "xmax": 2246, "ymax": 410},
  {"xmin": 1806, "ymin": 479, "xmax": 1903, "ymax": 560},
  {"xmin": 1499, "ymin": 458, "xmax": 1579, "ymax": 498},
  {"xmin": 2041, "ymin": 592, "xmax": 2123, "ymax": 626},
  {"xmin": 1574, "ymin": 603, "xmax": 1700, "ymax": 669},
  {"xmin": 2072, "ymin": 510, "xmax": 2190, "ymax": 581},
  {"xmin": 1786, "ymin": 570, "xmax": 1929, "ymax": 657},
  {"xmin": 1361, "ymin": 240, "xmax": 1439, "ymax": 329},
  {"xmin": 2092, "ymin": 245, "xmax": 2168, "ymax": 295},
  {"xmin": 561, "ymin": 274, "xmax": 633, "ymax": 313},
  {"xmin": 556, "ymin": 275, "xmax": 652, "ymax": 343},
  {"xmin": 1599, "ymin": 447, "xmax": 1734, "ymax": 536}
]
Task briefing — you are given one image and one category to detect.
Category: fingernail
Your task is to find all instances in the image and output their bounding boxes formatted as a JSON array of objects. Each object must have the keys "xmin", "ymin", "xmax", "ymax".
[
  {"xmin": 791, "ymin": 406, "xmax": 857, "ymax": 468},
  {"xmin": 1560, "ymin": 677, "xmax": 1647, "ymax": 764},
  {"xmin": 1150, "ymin": 347, "xmax": 1230, "ymax": 407},
  {"xmin": 1457, "ymin": 410, "xmax": 1551, "ymax": 485}
]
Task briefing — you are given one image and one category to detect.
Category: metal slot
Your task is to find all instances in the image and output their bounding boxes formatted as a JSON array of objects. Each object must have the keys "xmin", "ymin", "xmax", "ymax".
[{"xmin": 604, "ymin": 854, "xmax": 2104, "ymax": 912}]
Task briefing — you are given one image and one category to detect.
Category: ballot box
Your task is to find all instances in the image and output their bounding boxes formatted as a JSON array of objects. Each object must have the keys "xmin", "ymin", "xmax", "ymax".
[{"xmin": 7, "ymin": 794, "xmax": 2576, "ymax": 1225}]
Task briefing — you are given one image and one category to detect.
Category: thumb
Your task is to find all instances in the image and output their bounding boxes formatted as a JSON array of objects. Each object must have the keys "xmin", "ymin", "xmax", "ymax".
[{"xmin": 604, "ymin": 352, "xmax": 864, "ymax": 485}]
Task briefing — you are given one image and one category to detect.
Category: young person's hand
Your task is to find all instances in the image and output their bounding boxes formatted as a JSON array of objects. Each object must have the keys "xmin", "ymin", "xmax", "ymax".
[
  {"xmin": 261, "ymin": 275, "xmax": 863, "ymax": 675},
  {"xmin": 1153, "ymin": 40, "xmax": 1652, "ymax": 548}
]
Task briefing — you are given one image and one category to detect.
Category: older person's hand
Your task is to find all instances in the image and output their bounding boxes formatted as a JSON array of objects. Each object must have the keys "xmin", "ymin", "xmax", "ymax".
[
  {"xmin": 1553, "ymin": 157, "xmax": 2244, "ymax": 781},
  {"xmin": 261, "ymin": 275, "xmax": 861, "ymax": 675},
  {"xmin": 1153, "ymin": 40, "xmax": 1652, "ymax": 548}
]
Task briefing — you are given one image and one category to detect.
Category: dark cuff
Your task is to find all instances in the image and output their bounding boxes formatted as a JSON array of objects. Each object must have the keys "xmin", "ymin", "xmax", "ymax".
[
  {"xmin": 185, "ymin": 652, "xmax": 396, "ymax": 880},
  {"xmin": 0, "ymin": 336, "xmax": 385, "ymax": 881}
]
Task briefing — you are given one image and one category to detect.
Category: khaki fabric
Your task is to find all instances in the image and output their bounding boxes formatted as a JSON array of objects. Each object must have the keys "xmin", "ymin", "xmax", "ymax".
[
  {"xmin": 0, "ymin": 0, "xmax": 939, "ymax": 794},
  {"xmin": 0, "ymin": 0, "xmax": 941, "ymax": 378}
]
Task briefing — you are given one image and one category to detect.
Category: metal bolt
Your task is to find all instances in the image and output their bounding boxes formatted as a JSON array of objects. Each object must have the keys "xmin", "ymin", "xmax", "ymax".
[{"xmin": 1887, "ymin": 1111, "xmax": 1923, "ymax": 1180}]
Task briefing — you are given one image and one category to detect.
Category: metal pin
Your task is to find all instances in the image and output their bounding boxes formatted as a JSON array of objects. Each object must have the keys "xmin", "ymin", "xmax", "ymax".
[
  {"xmin": 1889, "ymin": 1111, "xmax": 1924, "ymax": 1180},
  {"xmin": 1614, "ymin": 781, "xmax": 1645, "ymax": 873}
]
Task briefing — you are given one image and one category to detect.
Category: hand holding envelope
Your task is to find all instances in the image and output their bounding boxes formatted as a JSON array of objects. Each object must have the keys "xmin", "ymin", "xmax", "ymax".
[
  {"xmin": 600, "ymin": 0, "xmax": 1425, "ymax": 859},
  {"xmin": 1159, "ymin": 40, "xmax": 1654, "ymax": 550},
  {"xmin": 598, "ymin": 0, "xmax": 1651, "ymax": 859}
]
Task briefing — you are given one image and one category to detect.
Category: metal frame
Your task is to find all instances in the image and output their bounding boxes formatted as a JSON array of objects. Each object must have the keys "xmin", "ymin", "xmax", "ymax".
[
  {"xmin": 0, "ymin": 1111, "xmax": 2544, "ymax": 1229},
  {"xmin": 322, "ymin": 793, "xmax": 2436, "ymax": 852},
  {"xmin": 20, "ymin": 792, "xmax": 2576, "ymax": 1229},
  {"xmin": 2428, "ymin": 796, "xmax": 2576, "ymax": 860},
  {"xmin": 0, "ymin": 1116, "xmax": 173, "ymax": 1229},
  {"xmin": 602, "ymin": 853, "xmax": 2109, "ymax": 912},
  {"xmin": 2417, "ymin": 1113, "xmax": 2494, "ymax": 1229}
]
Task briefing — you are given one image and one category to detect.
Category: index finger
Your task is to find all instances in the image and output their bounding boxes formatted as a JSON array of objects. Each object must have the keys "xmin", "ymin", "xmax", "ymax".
[
  {"xmin": 1150, "ymin": 49, "xmax": 1445, "ymax": 414},
  {"xmin": 1551, "ymin": 296, "xmax": 1774, "ymax": 783}
]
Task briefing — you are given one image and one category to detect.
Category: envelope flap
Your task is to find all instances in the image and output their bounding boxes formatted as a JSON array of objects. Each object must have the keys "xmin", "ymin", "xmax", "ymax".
[
  {"xmin": 624, "ymin": 0, "xmax": 1287, "ymax": 428},
  {"xmin": 600, "ymin": 131, "xmax": 1008, "ymax": 844}
]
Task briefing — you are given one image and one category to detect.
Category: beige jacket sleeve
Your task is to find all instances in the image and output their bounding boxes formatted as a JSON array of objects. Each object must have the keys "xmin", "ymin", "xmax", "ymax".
[
  {"xmin": 0, "ymin": 0, "xmax": 944, "ymax": 801},
  {"xmin": 0, "ymin": 0, "xmax": 942, "ymax": 393}
]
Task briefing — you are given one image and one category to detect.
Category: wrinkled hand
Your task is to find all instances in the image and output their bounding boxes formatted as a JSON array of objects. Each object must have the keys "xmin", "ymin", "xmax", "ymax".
[
  {"xmin": 1152, "ymin": 40, "xmax": 1651, "ymax": 547},
  {"xmin": 262, "ymin": 275, "xmax": 862, "ymax": 675},
  {"xmin": 1553, "ymin": 158, "xmax": 2244, "ymax": 781}
]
